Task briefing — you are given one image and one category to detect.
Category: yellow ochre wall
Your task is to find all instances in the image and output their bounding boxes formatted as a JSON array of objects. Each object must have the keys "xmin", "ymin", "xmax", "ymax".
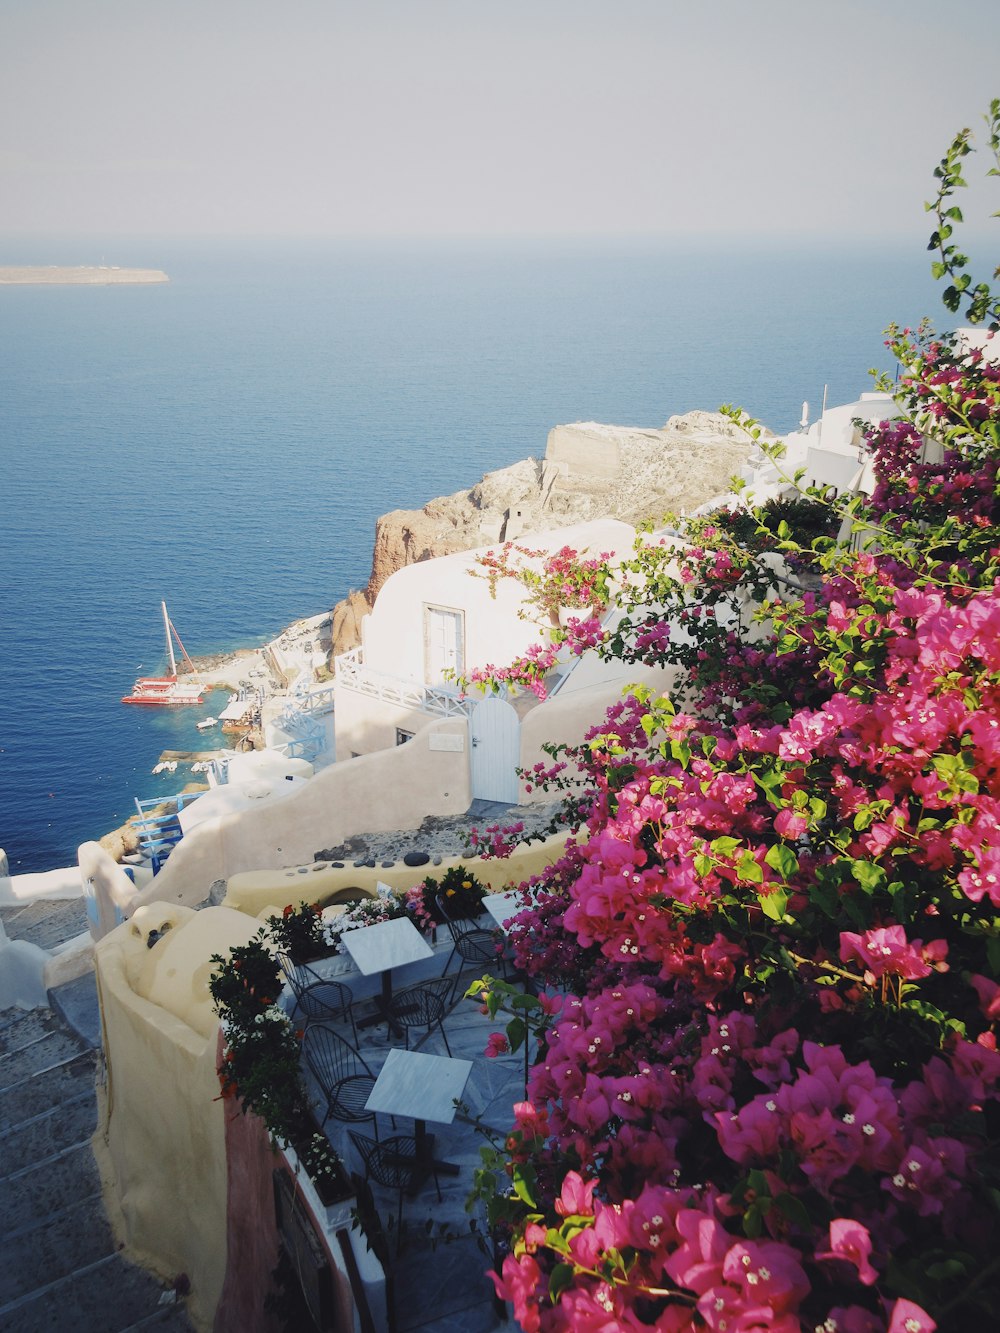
[
  {"xmin": 222, "ymin": 827, "xmax": 573, "ymax": 918},
  {"xmin": 93, "ymin": 904, "xmax": 262, "ymax": 1333}
]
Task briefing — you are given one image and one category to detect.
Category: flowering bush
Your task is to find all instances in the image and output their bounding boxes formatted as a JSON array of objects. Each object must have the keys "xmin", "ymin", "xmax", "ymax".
[
  {"xmin": 474, "ymin": 541, "xmax": 615, "ymax": 628},
  {"xmin": 459, "ymin": 613, "xmax": 609, "ymax": 701},
  {"xmin": 471, "ymin": 108, "xmax": 1000, "ymax": 1332},
  {"xmin": 466, "ymin": 818, "xmax": 527, "ymax": 860},
  {"xmin": 404, "ymin": 880, "xmax": 442, "ymax": 934},
  {"xmin": 209, "ymin": 935, "xmax": 343, "ymax": 1185},
  {"xmin": 322, "ymin": 885, "xmax": 407, "ymax": 949},
  {"xmin": 264, "ymin": 900, "xmax": 327, "ymax": 962},
  {"xmin": 427, "ymin": 864, "xmax": 488, "ymax": 919},
  {"xmin": 449, "ymin": 541, "xmax": 615, "ymax": 700}
]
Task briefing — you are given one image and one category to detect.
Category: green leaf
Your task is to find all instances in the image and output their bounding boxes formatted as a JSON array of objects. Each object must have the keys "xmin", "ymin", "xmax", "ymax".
[
  {"xmin": 926, "ymin": 1258, "xmax": 969, "ymax": 1280},
  {"xmin": 711, "ymin": 836, "xmax": 743, "ymax": 857},
  {"xmin": 511, "ymin": 1163, "xmax": 537, "ymax": 1208},
  {"xmin": 851, "ymin": 860, "xmax": 887, "ymax": 893},
  {"xmin": 765, "ymin": 843, "xmax": 799, "ymax": 880},
  {"xmin": 506, "ymin": 1017, "xmax": 527, "ymax": 1052},
  {"xmin": 737, "ymin": 851, "xmax": 764, "ymax": 884},
  {"xmin": 759, "ymin": 887, "xmax": 790, "ymax": 922},
  {"xmin": 548, "ymin": 1263, "xmax": 574, "ymax": 1302}
]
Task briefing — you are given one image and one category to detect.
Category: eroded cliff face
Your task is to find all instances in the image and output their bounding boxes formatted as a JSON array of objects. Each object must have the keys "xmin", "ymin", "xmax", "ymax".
[{"xmin": 328, "ymin": 410, "xmax": 763, "ymax": 658}]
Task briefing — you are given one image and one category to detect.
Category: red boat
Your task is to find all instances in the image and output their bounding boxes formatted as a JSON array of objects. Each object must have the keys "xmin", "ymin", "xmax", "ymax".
[{"xmin": 122, "ymin": 602, "xmax": 206, "ymax": 706}]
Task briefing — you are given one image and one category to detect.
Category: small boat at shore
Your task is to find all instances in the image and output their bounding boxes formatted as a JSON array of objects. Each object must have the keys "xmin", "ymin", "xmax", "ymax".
[
  {"xmin": 195, "ymin": 716, "xmax": 218, "ymax": 731},
  {"xmin": 122, "ymin": 602, "xmax": 205, "ymax": 707}
]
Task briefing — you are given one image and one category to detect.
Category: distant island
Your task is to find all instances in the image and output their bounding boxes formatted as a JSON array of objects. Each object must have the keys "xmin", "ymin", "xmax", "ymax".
[{"xmin": 0, "ymin": 265, "xmax": 169, "ymax": 285}]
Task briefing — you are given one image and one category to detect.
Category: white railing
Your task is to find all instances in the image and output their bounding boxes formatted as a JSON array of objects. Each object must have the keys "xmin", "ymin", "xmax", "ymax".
[
  {"xmin": 335, "ymin": 647, "xmax": 476, "ymax": 719},
  {"xmin": 288, "ymin": 683, "xmax": 336, "ymax": 716}
]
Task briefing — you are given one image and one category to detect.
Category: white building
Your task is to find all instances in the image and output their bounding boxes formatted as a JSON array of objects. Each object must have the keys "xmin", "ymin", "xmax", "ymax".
[{"xmin": 333, "ymin": 517, "xmax": 676, "ymax": 804}]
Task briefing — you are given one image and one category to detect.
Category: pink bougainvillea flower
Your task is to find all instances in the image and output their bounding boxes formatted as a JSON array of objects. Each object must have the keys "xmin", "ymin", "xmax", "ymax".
[
  {"xmin": 484, "ymin": 1032, "xmax": 510, "ymax": 1058},
  {"xmin": 816, "ymin": 1218, "xmax": 879, "ymax": 1285},
  {"xmin": 970, "ymin": 973, "xmax": 1000, "ymax": 1020},
  {"xmin": 886, "ymin": 1296, "xmax": 937, "ymax": 1333},
  {"xmin": 957, "ymin": 845, "xmax": 1000, "ymax": 907},
  {"xmin": 489, "ymin": 1254, "xmax": 544, "ymax": 1333},
  {"xmin": 839, "ymin": 926, "xmax": 934, "ymax": 981},
  {"xmin": 773, "ymin": 807, "xmax": 808, "ymax": 839},
  {"xmin": 554, "ymin": 1169, "xmax": 597, "ymax": 1217}
]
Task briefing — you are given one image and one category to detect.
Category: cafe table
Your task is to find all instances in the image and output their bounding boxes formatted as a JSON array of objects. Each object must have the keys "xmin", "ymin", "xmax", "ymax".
[
  {"xmin": 365, "ymin": 1047, "xmax": 473, "ymax": 1188},
  {"xmin": 481, "ymin": 889, "xmax": 531, "ymax": 932},
  {"xmin": 339, "ymin": 916, "xmax": 434, "ymax": 1037}
]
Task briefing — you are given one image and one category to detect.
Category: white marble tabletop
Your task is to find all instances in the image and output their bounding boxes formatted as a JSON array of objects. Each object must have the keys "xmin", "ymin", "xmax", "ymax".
[
  {"xmin": 340, "ymin": 915, "xmax": 433, "ymax": 977},
  {"xmin": 365, "ymin": 1047, "xmax": 473, "ymax": 1124},
  {"xmin": 481, "ymin": 890, "xmax": 529, "ymax": 932}
]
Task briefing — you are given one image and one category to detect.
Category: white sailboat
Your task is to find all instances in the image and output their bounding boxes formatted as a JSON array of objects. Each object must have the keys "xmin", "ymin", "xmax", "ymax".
[{"xmin": 121, "ymin": 602, "xmax": 205, "ymax": 706}]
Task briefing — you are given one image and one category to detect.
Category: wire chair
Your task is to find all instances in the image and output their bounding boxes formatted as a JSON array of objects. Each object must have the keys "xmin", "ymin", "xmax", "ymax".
[
  {"xmin": 277, "ymin": 950, "xmax": 358, "ymax": 1042},
  {"xmin": 349, "ymin": 1130, "xmax": 441, "ymax": 1253},
  {"xmin": 386, "ymin": 975, "xmax": 454, "ymax": 1055},
  {"xmin": 434, "ymin": 893, "xmax": 508, "ymax": 1000},
  {"xmin": 302, "ymin": 1023, "xmax": 379, "ymax": 1137}
]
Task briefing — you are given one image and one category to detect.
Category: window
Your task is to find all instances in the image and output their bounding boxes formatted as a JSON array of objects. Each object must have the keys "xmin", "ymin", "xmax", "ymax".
[{"xmin": 396, "ymin": 729, "xmax": 414, "ymax": 746}]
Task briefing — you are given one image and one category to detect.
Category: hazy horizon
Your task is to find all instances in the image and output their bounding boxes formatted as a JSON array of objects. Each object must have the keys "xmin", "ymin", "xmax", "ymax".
[{"xmin": 2, "ymin": 0, "xmax": 998, "ymax": 243}]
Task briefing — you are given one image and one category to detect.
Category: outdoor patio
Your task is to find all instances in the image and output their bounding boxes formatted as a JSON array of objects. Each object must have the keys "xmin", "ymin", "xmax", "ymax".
[{"xmin": 291, "ymin": 945, "xmax": 527, "ymax": 1333}]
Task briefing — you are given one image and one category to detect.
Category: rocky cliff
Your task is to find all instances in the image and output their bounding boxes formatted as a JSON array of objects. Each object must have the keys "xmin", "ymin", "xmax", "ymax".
[{"xmin": 330, "ymin": 410, "xmax": 762, "ymax": 657}]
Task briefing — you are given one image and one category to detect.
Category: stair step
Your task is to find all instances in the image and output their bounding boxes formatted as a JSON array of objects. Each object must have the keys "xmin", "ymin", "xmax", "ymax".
[
  {"xmin": 0, "ymin": 1251, "xmax": 182, "ymax": 1333},
  {"xmin": 0, "ymin": 1007, "xmax": 63, "ymax": 1056},
  {"xmin": 0, "ymin": 1141, "xmax": 102, "ymax": 1233},
  {"xmin": 0, "ymin": 1051, "xmax": 96, "ymax": 1133},
  {"xmin": 1, "ymin": 898, "xmax": 87, "ymax": 951},
  {"xmin": 49, "ymin": 972, "xmax": 101, "ymax": 1051},
  {"xmin": 0, "ymin": 1192, "xmax": 114, "ymax": 1304},
  {"xmin": 0, "ymin": 1028, "xmax": 87, "ymax": 1091},
  {"xmin": 0, "ymin": 1089, "xmax": 97, "ymax": 1176}
]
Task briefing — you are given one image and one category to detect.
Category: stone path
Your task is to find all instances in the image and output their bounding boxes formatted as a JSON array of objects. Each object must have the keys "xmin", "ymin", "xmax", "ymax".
[{"xmin": 0, "ymin": 966, "xmax": 193, "ymax": 1332}]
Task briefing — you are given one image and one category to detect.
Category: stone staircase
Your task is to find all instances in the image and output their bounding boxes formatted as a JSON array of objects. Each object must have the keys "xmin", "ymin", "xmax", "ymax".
[{"xmin": 0, "ymin": 900, "xmax": 194, "ymax": 1333}]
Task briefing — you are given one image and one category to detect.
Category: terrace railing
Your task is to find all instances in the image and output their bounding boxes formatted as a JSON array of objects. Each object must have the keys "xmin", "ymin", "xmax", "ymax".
[{"xmin": 335, "ymin": 648, "xmax": 476, "ymax": 720}]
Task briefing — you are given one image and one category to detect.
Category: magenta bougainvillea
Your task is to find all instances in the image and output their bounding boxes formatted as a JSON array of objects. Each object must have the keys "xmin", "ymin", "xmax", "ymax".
[{"xmin": 471, "ymin": 109, "xmax": 1000, "ymax": 1332}]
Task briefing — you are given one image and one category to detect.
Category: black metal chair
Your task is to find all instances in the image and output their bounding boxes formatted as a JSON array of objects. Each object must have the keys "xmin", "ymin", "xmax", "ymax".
[
  {"xmin": 302, "ymin": 1023, "xmax": 379, "ymax": 1137},
  {"xmin": 386, "ymin": 975, "xmax": 454, "ymax": 1055},
  {"xmin": 435, "ymin": 893, "xmax": 508, "ymax": 999},
  {"xmin": 277, "ymin": 950, "xmax": 358, "ymax": 1042},
  {"xmin": 349, "ymin": 1130, "xmax": 440, "ymax": 1253}
]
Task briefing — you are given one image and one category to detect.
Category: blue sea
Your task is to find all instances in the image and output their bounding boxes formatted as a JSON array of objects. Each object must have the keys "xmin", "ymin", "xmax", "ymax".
[{"xmin": 0, "ymin": 237, "xmax": 941, "ymax": 874}]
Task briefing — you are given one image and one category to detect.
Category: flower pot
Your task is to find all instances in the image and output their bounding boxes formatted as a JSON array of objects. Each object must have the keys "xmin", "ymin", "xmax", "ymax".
[{"xmin": 280, "ymin": 1124, "xmax": 355, "ymax": 1232}]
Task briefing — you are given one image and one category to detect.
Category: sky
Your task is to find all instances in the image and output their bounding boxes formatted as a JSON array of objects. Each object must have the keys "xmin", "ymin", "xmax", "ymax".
[{"xmin": 1, "ymin": 0, "xmax": 999, "ymax": 240}]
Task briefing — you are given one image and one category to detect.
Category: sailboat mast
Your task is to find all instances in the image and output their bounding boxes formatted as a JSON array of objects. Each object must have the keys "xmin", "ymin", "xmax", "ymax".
[{"xmin": 161, "ymin": 601, "xmax": 177, "ymax": 677}]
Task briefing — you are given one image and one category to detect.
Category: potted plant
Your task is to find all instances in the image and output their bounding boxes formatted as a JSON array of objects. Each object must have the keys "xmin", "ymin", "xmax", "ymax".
[
  {"xmin": 264, "ymin": 901, "xmax": 330, "ymax": 964},
  {"xmin": 282, "ymin": 1113, "xmax": 356, "ymax": 1229},
  {"xmin": 210, "ymin": 935, "xmax": 353, "ymax": 1228},
  {"xmin": 426, "ymin": 865, "xmax": 487, "ymax": 920}
]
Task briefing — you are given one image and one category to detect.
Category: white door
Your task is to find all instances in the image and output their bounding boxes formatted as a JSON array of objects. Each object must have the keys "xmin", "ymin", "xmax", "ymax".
[
  {"xmin": 470, "ymin": 698, "xmax": 520, "ymax": 803},
  {"xmin": 424, "ymin": 606, "xmax": 464, "ymax": 683}
]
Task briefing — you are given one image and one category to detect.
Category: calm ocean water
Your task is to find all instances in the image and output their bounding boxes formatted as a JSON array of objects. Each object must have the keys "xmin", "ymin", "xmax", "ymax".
[{"xmin": 0, "ymin": 237, "xmax": 940, "ymax": 873}]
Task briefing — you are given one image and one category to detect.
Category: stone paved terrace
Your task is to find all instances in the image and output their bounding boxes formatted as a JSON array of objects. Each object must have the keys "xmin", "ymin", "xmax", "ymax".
[{"xmin": 296, "ymin": 964, "xmax": 527, "ymax": 1333}]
